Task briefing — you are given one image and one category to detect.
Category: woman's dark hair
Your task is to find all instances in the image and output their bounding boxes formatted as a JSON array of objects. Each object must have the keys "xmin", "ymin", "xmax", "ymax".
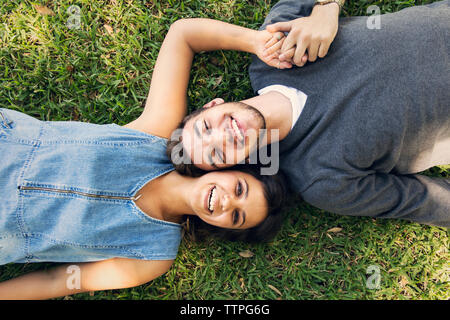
[{"xmin": 181, "ymin": 164, "xmax": 288, "ymax": 243}]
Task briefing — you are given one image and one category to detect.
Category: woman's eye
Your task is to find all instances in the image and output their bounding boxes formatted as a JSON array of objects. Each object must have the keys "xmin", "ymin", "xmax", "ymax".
[
  {"xmin": 236, "ymin": 181, "xmax": 243, "ymax": 196},
  {"xmin": 232, "ymin": 210, "xmax": 239, "ymax": 225},
  {"xmin": 204, "ymin": 120, "xmax": 209, "ymax": 131}
]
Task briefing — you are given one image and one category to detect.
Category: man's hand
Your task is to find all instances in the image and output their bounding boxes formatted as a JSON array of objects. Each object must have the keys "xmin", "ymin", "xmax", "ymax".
[
  {"xmin": 253, "ymin": 30, "xmax": 293, "ymax": 69},
  {"xmin": 265, "ymin": 3, "xmax": 340, "ymax": 67}
]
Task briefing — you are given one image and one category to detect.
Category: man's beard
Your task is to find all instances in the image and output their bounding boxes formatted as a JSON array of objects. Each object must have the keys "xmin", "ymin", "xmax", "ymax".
[{"xmin": 234, "ymin": 101, "xmax": 266, "ymax": 131}]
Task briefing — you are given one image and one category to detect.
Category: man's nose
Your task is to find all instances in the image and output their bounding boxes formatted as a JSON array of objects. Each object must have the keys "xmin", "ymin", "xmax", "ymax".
[
  {"xmin": 201, "ymin": 128, "xmax": 218, "ymax": 144},
  {"xmin": 202, "ymin": 129, "xmax": 227, "ymax": 149}
]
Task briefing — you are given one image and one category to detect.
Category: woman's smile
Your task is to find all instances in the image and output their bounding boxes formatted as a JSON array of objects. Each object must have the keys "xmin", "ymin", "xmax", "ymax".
[{"xmin": 205, "ymin": 185, "xmax": 219, "ymax": 213}]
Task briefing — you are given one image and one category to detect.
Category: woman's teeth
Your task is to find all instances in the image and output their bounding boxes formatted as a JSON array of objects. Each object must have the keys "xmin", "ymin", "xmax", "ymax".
[
  {"xmin": 208, "ymin": 186, "xmax": 217, "ymax": 213},
  {"xmin": 231, "ymin": 118, "xmax": 244, "ymax": 141}
]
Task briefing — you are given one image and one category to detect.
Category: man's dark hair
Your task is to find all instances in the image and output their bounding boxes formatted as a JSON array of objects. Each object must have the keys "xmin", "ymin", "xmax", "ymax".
[{"xmin": 181, "ymin": 164, "xmax": 288, "ymax": 243}]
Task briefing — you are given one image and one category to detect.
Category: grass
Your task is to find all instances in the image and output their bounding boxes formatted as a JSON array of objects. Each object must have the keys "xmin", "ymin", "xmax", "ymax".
[{"xmin": 0, "ymin": 0, "xmax": 448, "ymax": 300}]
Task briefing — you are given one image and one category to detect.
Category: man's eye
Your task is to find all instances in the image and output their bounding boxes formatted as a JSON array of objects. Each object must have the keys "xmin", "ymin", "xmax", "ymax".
[
  {"xmin": 236, "ymin": 181, "xmax": 243, "ymax": 196},
  {"xmin": 204, "ymin": 120, "xmax": 209, "ymax": 131}
]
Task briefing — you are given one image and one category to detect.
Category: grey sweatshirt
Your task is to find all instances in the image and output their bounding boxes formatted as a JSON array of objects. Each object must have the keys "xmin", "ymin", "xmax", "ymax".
[{"xmin": 249, "ymin": 0, "xmax": 450, "ymax": 227}]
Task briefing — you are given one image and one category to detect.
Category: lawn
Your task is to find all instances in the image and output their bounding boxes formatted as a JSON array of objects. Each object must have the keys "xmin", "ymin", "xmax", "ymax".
[{"xmin": 0, "ymin": 0, "xmax": 448, "ymax": 300}]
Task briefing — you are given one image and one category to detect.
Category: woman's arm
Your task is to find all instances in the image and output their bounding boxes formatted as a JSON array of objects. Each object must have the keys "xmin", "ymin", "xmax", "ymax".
[
  {"xmin": 126, "ymin": 18, "xmax": 288, "ymax": 138},
  {"xmin": 0, "ymin": 258, "xmax": 173, "ymax": 300}
]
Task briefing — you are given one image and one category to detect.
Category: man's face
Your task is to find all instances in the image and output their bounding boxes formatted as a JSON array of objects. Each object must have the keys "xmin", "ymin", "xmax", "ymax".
[{"xmin": 181, "ymin": 102, "xmax": 266, "ymax": 170}]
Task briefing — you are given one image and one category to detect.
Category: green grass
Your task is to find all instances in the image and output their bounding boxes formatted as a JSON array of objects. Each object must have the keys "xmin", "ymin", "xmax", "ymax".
[{"xmin": 0, "ymin": 0, "xmax": 448, "ymax": 300}]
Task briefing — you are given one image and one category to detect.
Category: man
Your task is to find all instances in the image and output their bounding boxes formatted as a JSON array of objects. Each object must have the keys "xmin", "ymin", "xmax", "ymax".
[{"xmin": 168, "ymin": 0, "xmax": 450, "ymax": 228}]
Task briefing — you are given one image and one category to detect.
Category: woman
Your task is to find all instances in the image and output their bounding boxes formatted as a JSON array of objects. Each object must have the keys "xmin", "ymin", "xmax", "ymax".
[{"xmin": 0, "ymin": 18, "xmax": 288, "ymax": 299}]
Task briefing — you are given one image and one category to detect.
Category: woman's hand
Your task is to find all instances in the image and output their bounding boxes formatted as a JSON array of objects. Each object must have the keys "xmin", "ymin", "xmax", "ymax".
[
  {"xmin": 253, "ymin": 30, "xmax": 294, "ymax": 69},
  {"xmin": 265, "ymin": 3, "xmax": 340, "ymax": 67}
]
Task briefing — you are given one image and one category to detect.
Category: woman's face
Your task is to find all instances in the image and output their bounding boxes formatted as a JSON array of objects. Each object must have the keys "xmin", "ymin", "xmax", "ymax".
[{"xmin": 189, "ymin": 170, "xmax": 268, "ymax": 230}]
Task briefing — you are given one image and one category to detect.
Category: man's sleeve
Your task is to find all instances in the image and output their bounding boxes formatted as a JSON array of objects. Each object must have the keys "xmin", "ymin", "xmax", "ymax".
[
  {"xmin": 258, "ymin": 0, "xmax": 316, "ymax": 31},
  {"xmin": 301, "ymin": 173, "xmax": 450, "ymax": 228},
  {"xmin": 249, "ymin": 0, "xmax": 316, "ymax": 91}
]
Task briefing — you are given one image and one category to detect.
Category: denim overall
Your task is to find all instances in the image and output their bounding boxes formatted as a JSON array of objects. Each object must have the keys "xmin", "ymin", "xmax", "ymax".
[{"xmin": 0, "ymin": 108, "xmax": 181, "ymax": 265}]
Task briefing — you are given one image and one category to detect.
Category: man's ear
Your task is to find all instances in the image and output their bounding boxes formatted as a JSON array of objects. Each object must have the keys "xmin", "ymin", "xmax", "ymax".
[{"xmin": 202, "ymin": 98, "xmax": 225, "ymax": 108}]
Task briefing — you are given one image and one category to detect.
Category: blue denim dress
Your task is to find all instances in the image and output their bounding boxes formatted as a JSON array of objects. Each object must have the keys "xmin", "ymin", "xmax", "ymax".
[{"xmin": 0, "ymin": 108, "xmax": 181, "ymax": 265}]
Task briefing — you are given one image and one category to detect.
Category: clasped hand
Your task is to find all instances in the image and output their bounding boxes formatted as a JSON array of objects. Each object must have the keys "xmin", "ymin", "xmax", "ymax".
[{"xmin": 255, "ymin": 5, "xmax": 340, "ymax": 69}]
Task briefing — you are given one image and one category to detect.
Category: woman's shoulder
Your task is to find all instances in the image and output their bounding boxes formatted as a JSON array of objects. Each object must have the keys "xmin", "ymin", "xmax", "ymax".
[
  {"xmin": 118, "ymin": 121, "xmax": 169, "ymax": 141},
  {"xmin": 123, "ymin": 117, "xmax": 171, "ymax": 140}
]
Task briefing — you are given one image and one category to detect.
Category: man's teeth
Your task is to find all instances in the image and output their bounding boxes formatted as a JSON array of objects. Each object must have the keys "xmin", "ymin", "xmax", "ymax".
[
  {"xmin": 231, "ymin": 119, "xmax": 244, "ymax": 141},
  {"xmin": 208, "ymin": 186, "xmax": 217, "ymax": 212}
]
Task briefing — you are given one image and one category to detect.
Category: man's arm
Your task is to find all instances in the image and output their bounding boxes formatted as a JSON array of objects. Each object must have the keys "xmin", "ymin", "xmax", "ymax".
[
  {"xmin": 259, "ymin": 0, "xmax": 317, "ymax": 31},
  {"xmin": 302, "ymin": 173, "xmax": 450, "ymax": 228}
]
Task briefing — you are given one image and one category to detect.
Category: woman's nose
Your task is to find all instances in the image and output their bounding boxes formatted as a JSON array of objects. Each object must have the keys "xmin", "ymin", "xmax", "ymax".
[{"xmin": 221, "ymin": 194, "xmax": 232, "ymax": 212}]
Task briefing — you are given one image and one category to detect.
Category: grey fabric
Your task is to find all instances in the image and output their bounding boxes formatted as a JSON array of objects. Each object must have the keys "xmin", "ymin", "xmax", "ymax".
[{"xmin": 249, "ymin": 1, "xmax": 450, "ymax": 227}]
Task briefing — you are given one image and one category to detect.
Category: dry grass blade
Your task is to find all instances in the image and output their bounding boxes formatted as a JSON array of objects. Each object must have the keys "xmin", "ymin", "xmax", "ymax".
[
  {"xmin": 268, "ymin": 284, "xmax": 282, "ymax": 296},
  {"xmin": 238, "ymin": 250, "xmax": 254, "ymax": 258},
  {"xmin": 34, "ymin": 5, "xmax": 55, "ymax": 16},
  {"xmin": 104, "ymin": 24, "xmax": 114, "ymax": 35}
]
